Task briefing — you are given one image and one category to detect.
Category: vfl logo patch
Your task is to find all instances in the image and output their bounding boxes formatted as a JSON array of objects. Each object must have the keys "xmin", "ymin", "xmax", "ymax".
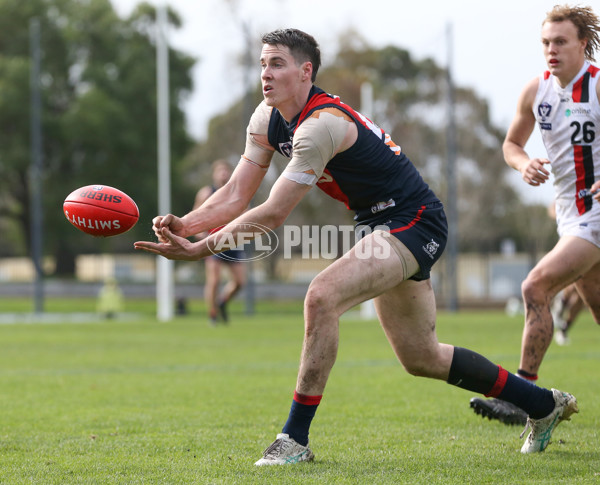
[
  {"xmin": 279, "ymin": 142, "xmax": 293, "ymax": 158},
  {"xmin": 538, "ymin": 102, "xmax": 552, "ymax": 121}
]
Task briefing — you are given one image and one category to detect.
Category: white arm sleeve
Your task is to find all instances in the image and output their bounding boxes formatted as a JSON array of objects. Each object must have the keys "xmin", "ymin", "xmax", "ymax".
[
  {"xmin": 243, "ymin": 101, "xmax": 275, "ymax": 168},
  {"xmin": 282, "ymin": 171, "xmax": 319, "ymax": 185}
]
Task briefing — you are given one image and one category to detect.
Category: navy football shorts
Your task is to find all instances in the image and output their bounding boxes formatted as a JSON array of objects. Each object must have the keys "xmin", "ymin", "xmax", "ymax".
[
  {"xmin": 355, "ymin": 201, "xmax": 448, "ymax": 281},
  {"xmin": 212, "ymin": 248, "xmax": 247, "ymax": 263}
]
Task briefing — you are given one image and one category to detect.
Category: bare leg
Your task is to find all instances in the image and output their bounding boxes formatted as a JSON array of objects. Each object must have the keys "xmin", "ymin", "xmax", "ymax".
[
  {"xmin": 574, "ymin": 260, "xmax": 600, "ymax": 325},
  {"xmin": 296, "ymin": 232, "xmax": 452, "ymax": 395},
  {"xmin": 221, "ymin": 262, "xmax": 246, "ymax": 303},
  {"xmin": 204, "ymin": 258, "xmax": 221, "ymax": 321},
  {"xmin": 520, "ymin": 237, "xmax": 600, "ymax": 374},
  {"xmin": 562, "ymin": 284, "xmax": 585, "ymax": 330},
  {"xmin": 375, "ymin": 278, "xmax": 454, "ymax": 380}
]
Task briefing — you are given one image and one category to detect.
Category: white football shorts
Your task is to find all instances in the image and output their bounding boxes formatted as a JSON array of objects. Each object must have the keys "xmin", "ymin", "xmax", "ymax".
[{"xmin": 557, "ymin": 208, "xmax": 600, "ymax": 249}]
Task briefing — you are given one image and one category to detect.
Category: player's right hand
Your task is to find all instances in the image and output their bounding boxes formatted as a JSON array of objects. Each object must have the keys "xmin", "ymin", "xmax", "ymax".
[
  {"xmin": 152, "ymin": 214, "xmax": 185, "ymax": 242},
  {"xmin": 521, "ymin": 158, "xmax": 551, "ymax": 186}
]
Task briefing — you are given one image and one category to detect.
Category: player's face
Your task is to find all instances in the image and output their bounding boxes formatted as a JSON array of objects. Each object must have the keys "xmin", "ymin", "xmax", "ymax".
[
  {"xmin": 541, "ymin": 20, "xmax": 587, "ymax": 86},
  {"xmin": 260, "ymin": 44, "xmax": 309, "ymax": 115}
]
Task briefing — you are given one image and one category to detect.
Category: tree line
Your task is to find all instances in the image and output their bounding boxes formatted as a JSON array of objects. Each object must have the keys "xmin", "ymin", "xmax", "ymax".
[{"xmin": 0, "ymin": 0, "xmax": 556, "ymax": 277}]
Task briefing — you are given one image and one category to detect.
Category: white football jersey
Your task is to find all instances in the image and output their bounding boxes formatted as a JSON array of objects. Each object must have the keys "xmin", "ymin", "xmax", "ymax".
[{"xmin": 533, "ymin": 61, "xmax": 600, "ymax": 221}]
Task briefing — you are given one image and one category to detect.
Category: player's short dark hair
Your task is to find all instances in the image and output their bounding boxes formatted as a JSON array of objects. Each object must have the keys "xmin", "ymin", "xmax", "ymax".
[
  {"xmin": 544, "ymin": 5, "xmax": 600, "ymax": 61},
  {"xmin": 261, "ymin": 28, "xmax": 321, "ymax": 82}
]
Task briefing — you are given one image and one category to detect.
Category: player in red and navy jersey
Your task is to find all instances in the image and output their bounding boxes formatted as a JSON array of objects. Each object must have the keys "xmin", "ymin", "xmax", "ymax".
[
  {"xmin": 471, "ymin": 5, "xmax": 599, "ymax": 429},
  {"xmin": 135, "ymin": 28, "xmax": 577, "ymax": 462},
  {"xmin": 264, "ymin": 83, "xmax": 444, "ymax": 280}
]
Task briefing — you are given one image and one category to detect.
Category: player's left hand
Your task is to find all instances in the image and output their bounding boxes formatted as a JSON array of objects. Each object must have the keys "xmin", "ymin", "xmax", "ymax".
[{"xmin": 134, "ymin": 226, "xmax": 201, "ymax": 261}]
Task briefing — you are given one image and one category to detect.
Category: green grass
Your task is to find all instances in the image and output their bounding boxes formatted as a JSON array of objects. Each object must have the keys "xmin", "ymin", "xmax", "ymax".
[{"xmin": 1, "ymin": 298, "xmax": 599, "ymax": 484}]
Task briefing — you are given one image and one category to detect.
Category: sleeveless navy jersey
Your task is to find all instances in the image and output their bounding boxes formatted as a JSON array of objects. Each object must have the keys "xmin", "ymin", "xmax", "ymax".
[{"xmin": 267, "ymin": 86, "xmax": 439, "ymax": 220}]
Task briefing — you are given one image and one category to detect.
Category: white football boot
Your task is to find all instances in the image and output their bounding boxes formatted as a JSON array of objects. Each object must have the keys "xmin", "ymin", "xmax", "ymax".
[
  {"xmin": 254, "ymin": 433, "xmax": 314, "ymax": 465},
  {"xmin": 520, "ymin": 388, "xmax": 578, "ymax": 453}
]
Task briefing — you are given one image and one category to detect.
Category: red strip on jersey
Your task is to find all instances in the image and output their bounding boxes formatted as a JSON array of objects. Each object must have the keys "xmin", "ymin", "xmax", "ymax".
[
  {"xmin": 296, "ymin": 91, "xmax": 383, "ymax": 137},
  {"xmin": 295, "ymin": 92, "xmax": 334, "ymax": 133},
  {"xmin": 574, "ymin": 145, "xmax": 586, "ymax": 214},
  {"xmin": 574, "ymin": 145, "xmax": 595, "ymax": 214},
  {"xmin": 573, "ymin": 65, "xmax": 599, "ymax": 103},
  {"xmin": 390, "ymin": 206, "xmax": 426, "ymax": 233},
  {"xmin": 543, "ymin": 71, "xmax": 551, "ymax": 80},
  {"xmin": 293, "ymin": 391, "xmax": 322, "ymax": 406},
  {"xmin": 316, "ymin": 168, "xmax": 351, "ymax": 209},
  {"xmin": 484, "ymin": 366, "xmax": 509, "ymax": 398},
  {"xmin": 572, "ymin": 73, "xmax": 586, "ymax": 102}
]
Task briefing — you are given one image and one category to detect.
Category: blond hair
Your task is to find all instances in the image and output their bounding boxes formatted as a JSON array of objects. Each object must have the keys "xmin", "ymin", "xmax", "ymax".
[{"xmin": 544, "ymin": 5, "xmax": 600, "ymax": 61}]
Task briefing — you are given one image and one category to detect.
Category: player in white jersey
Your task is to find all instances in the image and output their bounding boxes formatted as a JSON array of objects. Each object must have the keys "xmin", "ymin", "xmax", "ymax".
[
  {"xmin": 471, "ymin": 5, "xmax": 600, "ymax": 426},
  {"xmin": 535, "ymin": 61, "xmax": 600, "ymax": 223}
]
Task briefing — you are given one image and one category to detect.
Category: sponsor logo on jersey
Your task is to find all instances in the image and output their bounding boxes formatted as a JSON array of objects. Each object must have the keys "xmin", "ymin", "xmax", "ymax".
[{"xmin": 565, "ymin": 107, "xmax": 592, "ymax": 117}]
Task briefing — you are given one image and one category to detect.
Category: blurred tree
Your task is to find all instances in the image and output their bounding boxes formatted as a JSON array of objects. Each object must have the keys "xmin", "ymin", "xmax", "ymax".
[
  {"xmin": 185, "ymin": 30, "xmax": 555, "ymax": 259},
  {"xmin": 0, "ymin": 0, "xmax": 195, "ymax": 274}
]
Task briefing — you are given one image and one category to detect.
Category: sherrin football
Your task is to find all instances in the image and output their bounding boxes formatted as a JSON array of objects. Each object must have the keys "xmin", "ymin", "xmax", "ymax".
[{"xmin": 63, "ymin": 185, "xmax": 139, "ymax": 237}]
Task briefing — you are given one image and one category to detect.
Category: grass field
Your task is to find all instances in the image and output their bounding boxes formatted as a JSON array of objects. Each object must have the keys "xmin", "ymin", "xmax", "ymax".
[{"xmin": 1, "ymin": 297, "xmax": 599, "ymax": 484}]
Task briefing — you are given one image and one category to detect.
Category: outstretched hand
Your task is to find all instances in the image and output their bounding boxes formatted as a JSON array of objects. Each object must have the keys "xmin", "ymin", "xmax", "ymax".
[{"xmin": 134, "ymin": 226, "xmax": 200, "ymax": 261}]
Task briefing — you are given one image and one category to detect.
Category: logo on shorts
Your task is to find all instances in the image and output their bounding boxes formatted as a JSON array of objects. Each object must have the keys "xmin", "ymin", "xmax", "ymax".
[
  {"xmin": 371, "ymin": 198, "xmax": 396, "ymax": 214},
  {"xmin": 422, "ymin": 239, "xmax": 439, "ymax": 260}
]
